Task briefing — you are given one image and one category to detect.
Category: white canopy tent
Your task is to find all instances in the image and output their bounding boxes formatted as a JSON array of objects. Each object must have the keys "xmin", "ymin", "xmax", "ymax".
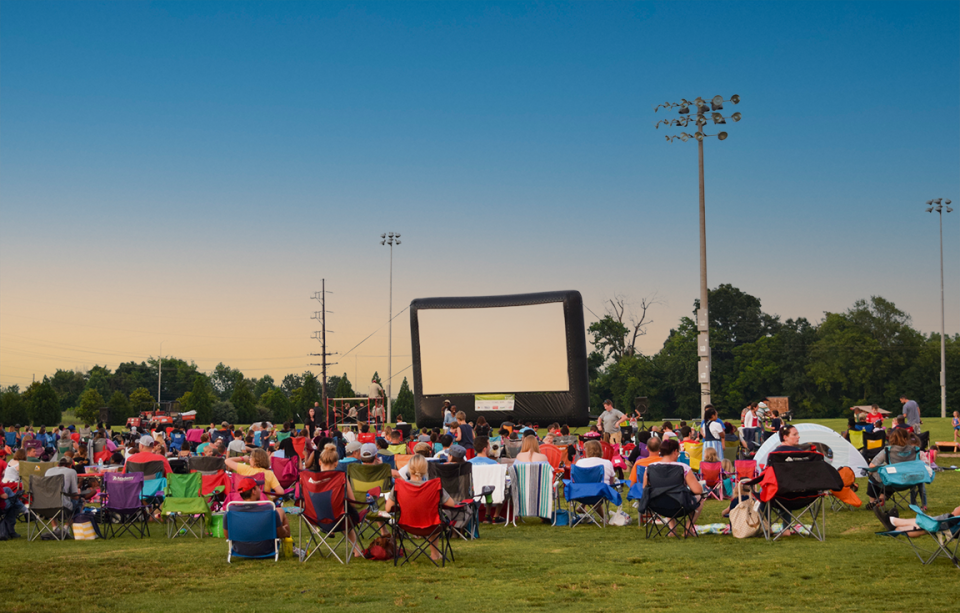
[{"xmin": 755, "ymin": 422, "xmax": 869, "ymax": 475}]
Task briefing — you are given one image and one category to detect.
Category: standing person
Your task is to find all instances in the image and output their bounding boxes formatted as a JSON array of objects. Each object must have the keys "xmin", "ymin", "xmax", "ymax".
[
  {"xmin": 597, "ymin": 400, "xmax": 627, "ymax": 445},
  {"xmin": 368, "ymin": 379, "xmax": 384, "ymax": 430},
  {"xmin": 742, "ymin": 403, "xmax": 760, "ymax": 447},
  {"xmin": 442, "ymin": 404, "xmax": 458, "ymax": 432},
  {"xmin": 454, "ymin": 412, "xmax": 474, "ymax": 449},
  {"xmin": 900, "ymin": 395, "xmax": 922, "ymax": 435},
  {"xmin": 701, "ymin": 405, "xmax": 725, "ymax": 460},
  {"xmin": 952, "ymin": 411, "xmax": 960, "ymax": 444},
  {"xmin": 304, "ymin": 404, "xmax": 320, "ymax": 438}
]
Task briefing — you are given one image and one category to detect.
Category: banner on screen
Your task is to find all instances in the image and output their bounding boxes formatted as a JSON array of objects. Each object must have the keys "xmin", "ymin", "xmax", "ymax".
[{"xmin": 475, "ymin": 394, "xmax": 515, "ymax": 412}]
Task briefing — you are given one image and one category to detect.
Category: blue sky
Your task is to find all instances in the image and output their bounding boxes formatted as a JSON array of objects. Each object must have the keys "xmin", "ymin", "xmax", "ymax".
[{"xmin": 1, "ymin": 1, "xmax": 958, "ymax": 391}]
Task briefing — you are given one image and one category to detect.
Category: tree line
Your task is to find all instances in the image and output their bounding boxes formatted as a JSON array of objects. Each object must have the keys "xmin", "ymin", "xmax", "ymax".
[
  {"xmin": 0, "ymin": 359, "xmax": 415, "ymax": 428},
  {"xmin": 588, "ymin": 285, "xmax": 959, "ymax": 421}
]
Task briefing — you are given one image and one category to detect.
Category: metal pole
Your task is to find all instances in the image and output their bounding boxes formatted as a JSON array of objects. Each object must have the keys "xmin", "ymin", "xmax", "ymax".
[
  {"xmin": 387, "ymin": 242, "xmax": 393, "ymax": 424},
  {"xmin": 698, "ymin": 136, "xmax": 710, "ymax": 421},
  {"xmin": 939, "ymin": 211, "xmax": 946, "ymax": 419},
  {"xmin": 322, "ymin": 279, "xmax": 328, "ymax": 408},
  {"xmin": 157, "ymin": 341, "xmax": 163, "ymax": 406}
]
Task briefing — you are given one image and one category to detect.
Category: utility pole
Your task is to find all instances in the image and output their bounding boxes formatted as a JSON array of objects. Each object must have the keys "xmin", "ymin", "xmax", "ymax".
[
  {"xmin": 311, "ymin": 279, "xmax": 337, "ymax": 412},
  {"xmin": 924, "ymin": 198, "xmax": 953, "ymax": 418},
  {"xmin": 157, "ymin": 341, "xmax": 164, "ymax": 408}
]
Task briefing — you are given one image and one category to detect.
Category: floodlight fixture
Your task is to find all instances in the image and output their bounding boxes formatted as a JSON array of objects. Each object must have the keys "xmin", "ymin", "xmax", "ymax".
[
  {"xmin": 731, "ymin": 112, "xmax": 742, "ymax": 122},
  {"xmin": 730, "ymin": 94, "xmax": 740, "ymax": 104},
  {"xmin": 679, "ymin": 105, "xmax": 690, "ymax": 115},
  {"xmin": 712, "ymin": 113, "xmax": 726, "ymax": 125},
  {"xmin": 711, "ymin": 95, "xmax": 724, "ymax": 110},
  {"xmin": 717, "ymin": 132, "xmax": 728, "ymax": 141},
  {"xmin": 694, "ymin": 132, "xmax": 704, "ymax": 141}
]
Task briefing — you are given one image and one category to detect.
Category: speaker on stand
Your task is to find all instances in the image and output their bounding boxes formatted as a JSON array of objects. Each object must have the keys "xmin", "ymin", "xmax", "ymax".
[{"xmin": 634, "ymin": 397, "xmax": 648, "ymax": 431}]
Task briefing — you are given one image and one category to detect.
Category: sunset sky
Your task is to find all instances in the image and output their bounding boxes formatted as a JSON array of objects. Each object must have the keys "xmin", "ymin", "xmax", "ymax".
[{"xmin": 1, "ymin": 1, "xmax": 958, "ymax": 397}]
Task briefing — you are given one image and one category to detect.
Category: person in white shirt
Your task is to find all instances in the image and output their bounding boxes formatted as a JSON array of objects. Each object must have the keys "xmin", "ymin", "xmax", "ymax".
[{"xmin": 575, "ymin": 440, "xmax": 617, "ymax": 486}]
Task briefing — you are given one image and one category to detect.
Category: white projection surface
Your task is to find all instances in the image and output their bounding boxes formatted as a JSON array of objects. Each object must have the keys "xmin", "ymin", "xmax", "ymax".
[{"xmin": 418, "ymin": 303, "xmax": 570, "ymax": 395}]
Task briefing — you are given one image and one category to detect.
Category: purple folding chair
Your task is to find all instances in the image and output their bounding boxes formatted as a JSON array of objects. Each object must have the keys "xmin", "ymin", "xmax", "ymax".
[{"xmin": 102, "ymin": 472, "xmax": 149, "ymax": 538}]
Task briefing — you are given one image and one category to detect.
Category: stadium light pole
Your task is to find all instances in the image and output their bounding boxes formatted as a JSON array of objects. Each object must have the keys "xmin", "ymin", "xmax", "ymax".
[
  {"xmin": 381, "ymin": 232, "xmax": 401, "ymax": 423},
  {"xmin": 925, "ymin": 198, "xmax": 953, "ymax": 419},
  {"xmin": 656, "ymin": 95, "xmax": 741, "ymax": 421}
]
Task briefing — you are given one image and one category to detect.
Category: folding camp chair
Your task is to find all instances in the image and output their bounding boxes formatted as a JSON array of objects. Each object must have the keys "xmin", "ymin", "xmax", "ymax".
[
  {"xmin": 225, "ymin": 501, "xmax": 281, "ymax": 563},
  {"xmin": 682, "ymin": 442, "xmax": 703, "ymax": 472},
  {"xmin": 699, "ymin": 461, "xmax": 725, "ymax": 501},
  {"xmin": 391, "ymin": 478, "xmax": 454, "ymax": 567},
  {"xmin": 101, "ymin": 473, "xmax": 149, "ymax": 539},
  {"xmin": 378, "ymin": 453, "xmax": 397, "ymax": 470},
  {"xmin": 753, "ymin": 450, "xmax": 843, "ymax": 542},
  {"xmin": 509, "ymin": 462, "xmax": 558, "ymax": 526},
  {"xmin": 734, "ymin": 459, "xmax": 757, "ymax": 483},
  {"xmin": 503, "ymin": 440, "xmax": 523, "ymax": 459},
  {"xmin": 867, "ymin": 453, "xmax": 934, "ymax": 514},
  {"xmin": 564, "ymin": 464, "xmax": 621, "ymax": 528},
  {"xmin": 346, "ymin": 463, "xmax": 392, "ymax": 542},
  {"xmin": 830, "ymin": 466, "xmax": 862, "ymax": 512},
  {"xmin": 126, "ymin": 460, "xmax": 168, "ymax": 517},
  {"xmin": 636, "ymin": 464, "xmax": 701, "ymax": 538},
  {"xmin": 20, "ymin": 461, "xmax": 56, "ymax": 498},
  {"xmin": 427, "ymin": 462, "xmax": 485, "ymax": 540},
  {"xmin": 225, "ymin": 472, "xmax": 267, "ymax": 505},
  {"xmin": 271, "ymin": 456, "xmax": 300, "ymax": 492},
  {"xmin": 26, "ymin": 474, "xmax": 67, "ymax": 541},
  {"xmin": 471, "ymin": 463, "xmax": 507, "ymax": 524},
  {"xmin": 877, "ymin": 505, "xmax": 960, "ymax": 568},
  {"xmin": 299, "ymin": 470, "xmax": 356, "ymax": 564},
  {"xmin": 162, "ymin": 472, "xmax": 210, "ymax": 538}
]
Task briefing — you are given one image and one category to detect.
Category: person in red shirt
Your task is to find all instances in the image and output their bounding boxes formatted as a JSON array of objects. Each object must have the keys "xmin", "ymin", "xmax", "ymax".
[
  {"xmin": 124, "ymin": 435, "xmax": 173, "ymax": 475},
  {"xmin": 865, "ymin": 404, "xmax": 884, "ymax": 428}
]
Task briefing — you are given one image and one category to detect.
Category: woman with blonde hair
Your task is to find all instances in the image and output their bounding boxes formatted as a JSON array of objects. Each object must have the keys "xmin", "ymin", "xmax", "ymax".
[
  {"xmin": 385, "ymin": 454, "xmax": 457, "ymax": 561},
  {"xmin": 226, "ymin": 448, "xmax": 285, "ymax": 496},
  {"xmin": 515, "ymin": 434, "xmax": 548, "ymax": 463},
  {"xmin": 316, "ymin": 443, "xmax": 363, "ymax": 557}
]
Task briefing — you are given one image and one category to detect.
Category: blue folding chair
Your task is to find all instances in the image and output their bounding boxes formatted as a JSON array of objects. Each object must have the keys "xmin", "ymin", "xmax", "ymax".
[
  {"xmin": 225, "ymin": 501, "xmax": 281, "ymax": 562},
  {"xmin": 564, "ymin": 464, "xmax": 621, "ymax": 528},
  {"xmin": 877, "ymin": 505, "xmax": 960, "ymax": 568}
]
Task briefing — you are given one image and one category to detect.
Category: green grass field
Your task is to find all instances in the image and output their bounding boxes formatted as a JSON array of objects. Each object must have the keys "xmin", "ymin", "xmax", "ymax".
[{"xmin": 7, "ymin": 418, "xmax": 959, "ymax": 613}]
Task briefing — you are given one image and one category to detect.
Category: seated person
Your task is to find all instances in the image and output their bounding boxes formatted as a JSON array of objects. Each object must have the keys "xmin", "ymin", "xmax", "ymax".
[
  {"xmin": 702, "ymin": 447, "xmax": 721, "ymax": 463},
  {"xmin": 433, "ymin": 434, "xmax": 454, "ymax": 461},
  {"xmin": 225, "ymin": 477, "xmax": 290, "ymax": 556},
  {"xmin": 0, "ymin": 483, "xmax": 26, "ymax": 539},
  {"xmin": 866, "ymin": 428, "xmax": 918, "ymax": 509},
  {"xmin": 395, "ymin": 443, "xmax": 434, "ymax": 481},
  {"xmin": 469, "ymin": 437, "xmax": 498, "ymax": 465},
  {"xmin": 583, "ymin": 425, "xmax": 602, "ymax": 440},
  {"xmin": 514, "ymin": 435, "xmax": 548, "ymax": 463},
  {"xmin": 773, "ymin": 425, "xmax": 803, "ymax": 452},
  {"xmin": 313, "ymin": 444, "xmax": 363, "ymax": 557},
  {"xmin": 628, "ymin": 432, "xmax": 652, "ymax": 464},
  {"xmin": 384, "ymin": 455, "xmax": 458, "ymax": 561},
  {"xmin": 386, "ymin": 431, "xmax": 407, "ymax": 455},
  {"xmin": 340, "ymin": 441, "xmax": 362, "ymax": 465},
  {"xmin": 445, "ymin": 445, "xmax": 467, "ymax": 464},
  {"xmin": 641, "ymin": 438, "xmax": 705, "ymax": 533},
  {"xmin": 357, "ymin": 424, "xmax": 376, "ymax": 445},
  {"xmin": 874, "ymin": 504, "xmax": 960, "ymax": 535},
  {"xmin": 635, "ymin": 437, "xmax": 663, "ymax": 469},
  {"xmin": 722, "ymin": 482, "xmax": 753, "ymax": 518},
  {"xmin": 576, "ymin": 440, "xmax": 617, "ymax": 486},
  {"xmin": 124, "ymin": 435, "xmax": 174, "ymax": 475},
  {"xmin": 225, "ymin": 449, "xmax": 285, "ymax": 497}
]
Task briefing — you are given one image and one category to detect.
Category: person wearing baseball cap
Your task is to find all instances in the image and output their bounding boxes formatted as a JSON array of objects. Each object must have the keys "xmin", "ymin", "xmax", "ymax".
[
  {"xmin": 341, "ymin": 441, "xmax": 363, "ymax": 465},
  {"xmin": 224, "ymin": 477, "xmax": 291, "ymax": 556},
  {"xmin": 123, "ymin": 434, "xmax": 173, "ymax": 475},
  {"xmin": 359, "ymin": 443, "xmax": 379, "ymax": 464},
  {"xmin": 446, "ymin": 445, "xmax": 467, "ymax": 464}
]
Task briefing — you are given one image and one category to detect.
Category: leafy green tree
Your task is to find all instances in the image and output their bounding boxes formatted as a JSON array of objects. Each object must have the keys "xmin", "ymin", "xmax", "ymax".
[
  {"xmin": 334, "ymin": 373, "xmax": 355, "ymax": 399},
  {"xmin": 77, "ymin": 389, "xmax": 105, "ymax": 424},
  {"xmin": 281, "ymin": 373, "xmax": 303, "ymax": 396},
  {"xmin": 588, "ymin": 316, "xmax": 630, "ymax": 364},
  {"xmin": 210, "ymin": 363, "xmax": 242, "ymax": 400},
  {"xmin": 297, "ymin": 372, "xmax": 320, "ymax": 411},
  {"xmin": 230, "ymin": 374, "xmax": 257, "ymax": 424},
  {"xmin": 129, "ymin": 387, "xmax": 155, "ymax": 418},
  {"xmin": 253, "ymin": 374, "xmax": 275, "ymax": 399},
  {"xmin": 27, "ymin": 380, "xmax": 61, "ymax": 426},
  {"xmin": 0, "ymin": 385, "xmax": 28, "ymax": 425},
  {"xmin": 212, "ymin": 401, "xmax": 238, "ymax": 425},
  {"xmin": 108, "ymin": 390, "xmax": 131, "ymax": 422},
  {"xmin": 180, "ymin": 374, "xmax": 215, "ymax": 424},
  {"xmin": 48, "ymin": 369, "xmax": 86, "ymax": 412},
  {"xmin": 393, "ymin": 377, "xmax": 414, "ymax": 418},
  {"xmin": 651, "ymin": 317, "xmax": 700, "ymax": 418},
  {"xmin": 260, "ymin": 388, "xmax": 292, "ymax": 423},
  {"xmin": 83, "ymin": 366, "xmax": 112, "ymax": 405},
  {"xmin": 112, "ymin": 361, "xmax": 153, "ymax": 396},
  {"xmin": 326, "ymin": 375, "xmax": 342, "ymax": 399}
]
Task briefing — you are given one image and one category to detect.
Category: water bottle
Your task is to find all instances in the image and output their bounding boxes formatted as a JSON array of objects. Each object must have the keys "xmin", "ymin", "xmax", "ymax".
[{"xmin": 98, "ymin": 458, "xmax": 104, "ymax": 472}]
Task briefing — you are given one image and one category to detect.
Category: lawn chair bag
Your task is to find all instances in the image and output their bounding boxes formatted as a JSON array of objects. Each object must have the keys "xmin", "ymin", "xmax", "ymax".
[{"xmin": 874, "ymin": 458, "xmax": 934, "ymax": 488}]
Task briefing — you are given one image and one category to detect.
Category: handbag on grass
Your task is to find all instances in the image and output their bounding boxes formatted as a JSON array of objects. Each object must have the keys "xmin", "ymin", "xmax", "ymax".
[{"xmin": 729, "ymin": 482, "xmax": 761, "ymax": 539}]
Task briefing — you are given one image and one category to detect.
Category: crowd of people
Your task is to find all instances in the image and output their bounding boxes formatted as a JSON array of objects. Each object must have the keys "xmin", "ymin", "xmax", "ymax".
[{"xmin": 0, "ymin": 395, "xmax": 950, "ymax": 545}]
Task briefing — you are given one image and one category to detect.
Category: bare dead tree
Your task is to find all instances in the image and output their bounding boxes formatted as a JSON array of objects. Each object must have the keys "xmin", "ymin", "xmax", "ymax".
[{"xmin": 605, "ymin": 293, "xmax": 661, "ymax": 357}]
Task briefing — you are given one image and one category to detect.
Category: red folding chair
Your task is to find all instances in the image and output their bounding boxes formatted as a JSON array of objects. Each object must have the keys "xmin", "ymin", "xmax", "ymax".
[
  {"xmin": 539, "ymin": 444, "xmax": 565, "ymax": 477},
  {"xmin": 735, "ymin": 459, "xmax": 757, "ymax": 482},
  {"xmin": 391, "ymin": 479, "xmax": 454, "ymax": 567},
  {"xmin": 299, "ymin": 470, "xmax": 355, "ymax": 564},
  {"xmin": 290, "ymin": 437, "xmax": 307, "ymax": 461},
  {"xmin": 699, "ymin": 461, "xmax": 725, "ymax": 500}
]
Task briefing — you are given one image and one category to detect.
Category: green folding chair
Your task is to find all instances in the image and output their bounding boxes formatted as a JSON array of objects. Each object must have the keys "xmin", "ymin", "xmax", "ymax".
[
  {"xmin": 346, "ymin": 463, "xmax": 392, "ymax": 543},
  {"xmin": 162, "ymin": 472, "xmax": 210, "ymax": 538}
]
